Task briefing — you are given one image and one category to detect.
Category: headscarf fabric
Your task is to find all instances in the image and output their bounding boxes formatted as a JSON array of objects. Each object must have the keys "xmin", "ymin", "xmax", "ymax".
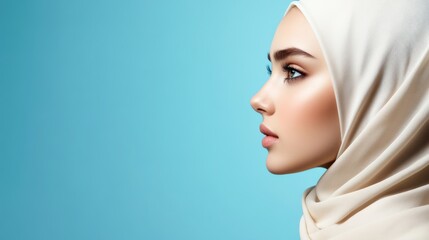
[{"xmin": 282, "ymin": 0, "xmax": 429, "ymax": 239}]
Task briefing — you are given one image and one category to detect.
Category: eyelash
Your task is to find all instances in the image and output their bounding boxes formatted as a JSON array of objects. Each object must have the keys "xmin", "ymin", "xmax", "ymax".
[{"xmin": 266, "ymin": 64, "xmax": 305, "ymax": 83}]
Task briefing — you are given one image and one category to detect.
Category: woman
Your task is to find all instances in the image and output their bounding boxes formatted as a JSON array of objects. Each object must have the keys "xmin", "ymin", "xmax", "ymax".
[{"xmin": 250, "ymin": 0, "xmax": 429, "ymax": 239}]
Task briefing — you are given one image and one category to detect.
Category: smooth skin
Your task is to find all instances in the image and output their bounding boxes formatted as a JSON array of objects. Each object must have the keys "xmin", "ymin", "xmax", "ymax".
[{"xmin": 250, "ymin": 7, "xmax": 341, "ymax": 174}]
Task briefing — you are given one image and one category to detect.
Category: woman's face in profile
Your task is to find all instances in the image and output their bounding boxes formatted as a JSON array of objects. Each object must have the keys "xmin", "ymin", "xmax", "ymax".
[{"xmin": 250, "ymin": 7, "xmax": 341, "ymax": 174}]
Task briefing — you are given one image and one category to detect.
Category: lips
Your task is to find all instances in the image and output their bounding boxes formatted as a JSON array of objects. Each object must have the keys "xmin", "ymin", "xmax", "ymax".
[{"xmin": 259, "ymin": 124, "xmax": 279, "ymax": 138}]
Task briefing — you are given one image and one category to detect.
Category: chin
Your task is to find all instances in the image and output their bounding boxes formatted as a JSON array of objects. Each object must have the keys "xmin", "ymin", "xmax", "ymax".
[
  {"xmin": 265, "ymin": 153, "xmax": 336, "ymax": 174},
  {"xmin": 265, "ymin": 154, "xmax": 307, "ymax": 174}
]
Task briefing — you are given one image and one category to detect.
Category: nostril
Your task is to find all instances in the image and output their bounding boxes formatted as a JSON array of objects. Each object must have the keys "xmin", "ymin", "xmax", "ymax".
[{"xmin": 257, "ymin": 107, "xmax": 266, "ymax": 114}]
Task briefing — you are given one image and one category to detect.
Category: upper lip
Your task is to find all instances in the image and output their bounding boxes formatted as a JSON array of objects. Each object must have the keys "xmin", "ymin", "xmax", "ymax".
[{"xmin": 259, "ymin": 124, "xmax": 278, "ymax": 138}]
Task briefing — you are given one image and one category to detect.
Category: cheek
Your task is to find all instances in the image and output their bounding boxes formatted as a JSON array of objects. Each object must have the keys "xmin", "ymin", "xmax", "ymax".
[{"xmin": 279, "ymin": 76, "xmax": 339, "ymax": 156}]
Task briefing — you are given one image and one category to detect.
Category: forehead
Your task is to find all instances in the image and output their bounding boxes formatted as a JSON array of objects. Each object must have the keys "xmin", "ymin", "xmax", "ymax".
[{"xmin": 270, "ymin": 7, "xmax": 322, "ymax": 59}]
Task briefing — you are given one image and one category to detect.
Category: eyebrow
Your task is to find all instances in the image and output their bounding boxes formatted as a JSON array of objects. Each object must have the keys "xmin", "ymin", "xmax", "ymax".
[{"xmin": 267, "ymin": 47, "xmax": 316, "ymax": 62}]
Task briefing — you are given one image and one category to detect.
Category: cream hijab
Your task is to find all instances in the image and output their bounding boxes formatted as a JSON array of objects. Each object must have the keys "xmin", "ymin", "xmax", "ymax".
[{"xmin": 282, "ymin": 0, "xmax": 429, "ymax": 239}]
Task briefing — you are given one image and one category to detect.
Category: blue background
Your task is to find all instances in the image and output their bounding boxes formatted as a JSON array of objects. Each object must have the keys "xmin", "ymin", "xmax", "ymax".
[{"xmin": 0, "ymin": 0, "xmax": 325, "ymax": 239}]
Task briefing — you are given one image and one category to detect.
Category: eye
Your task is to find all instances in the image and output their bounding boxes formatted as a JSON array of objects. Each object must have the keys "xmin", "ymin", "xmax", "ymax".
[
  {"xmin": 282, "ymin": 64, "xmax": 305, "ymax": 83},
  {"xmin": 266, "ymin": 64, "xmax": 272, "ymax": 76}
]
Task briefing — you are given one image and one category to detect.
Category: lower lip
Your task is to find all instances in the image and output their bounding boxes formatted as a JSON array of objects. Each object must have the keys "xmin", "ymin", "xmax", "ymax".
[{"xmin": 262, "ymin": 136, "xmax": 279, "ymax": 148}]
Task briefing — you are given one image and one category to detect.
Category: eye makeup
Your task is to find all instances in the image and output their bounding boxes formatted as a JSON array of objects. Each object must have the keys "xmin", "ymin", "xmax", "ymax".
[
  {"xmin": 265, "ymin": 63, "xmax": 306, "ymax": 83},
  {"xmin": 282, "ymin": 64, "xmax": 305, "ymax": 83}
]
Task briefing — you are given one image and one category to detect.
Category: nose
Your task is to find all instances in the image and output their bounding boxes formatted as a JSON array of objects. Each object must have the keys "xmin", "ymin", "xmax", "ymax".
[{"xmin": 250, "ymin": 87, "xmax": 275, "ymax": 116}]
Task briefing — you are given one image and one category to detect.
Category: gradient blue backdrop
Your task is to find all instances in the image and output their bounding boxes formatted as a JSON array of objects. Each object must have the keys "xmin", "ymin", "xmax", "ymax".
[{"xmin": 0, "ymin": 0, "xmax": 326, "ymax": 239}]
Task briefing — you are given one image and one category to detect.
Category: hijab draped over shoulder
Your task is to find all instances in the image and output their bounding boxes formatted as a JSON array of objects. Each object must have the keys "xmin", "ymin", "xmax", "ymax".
[{"xmin": 283, "ymin": 0, "xmax": 429, "ymax": 239}]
